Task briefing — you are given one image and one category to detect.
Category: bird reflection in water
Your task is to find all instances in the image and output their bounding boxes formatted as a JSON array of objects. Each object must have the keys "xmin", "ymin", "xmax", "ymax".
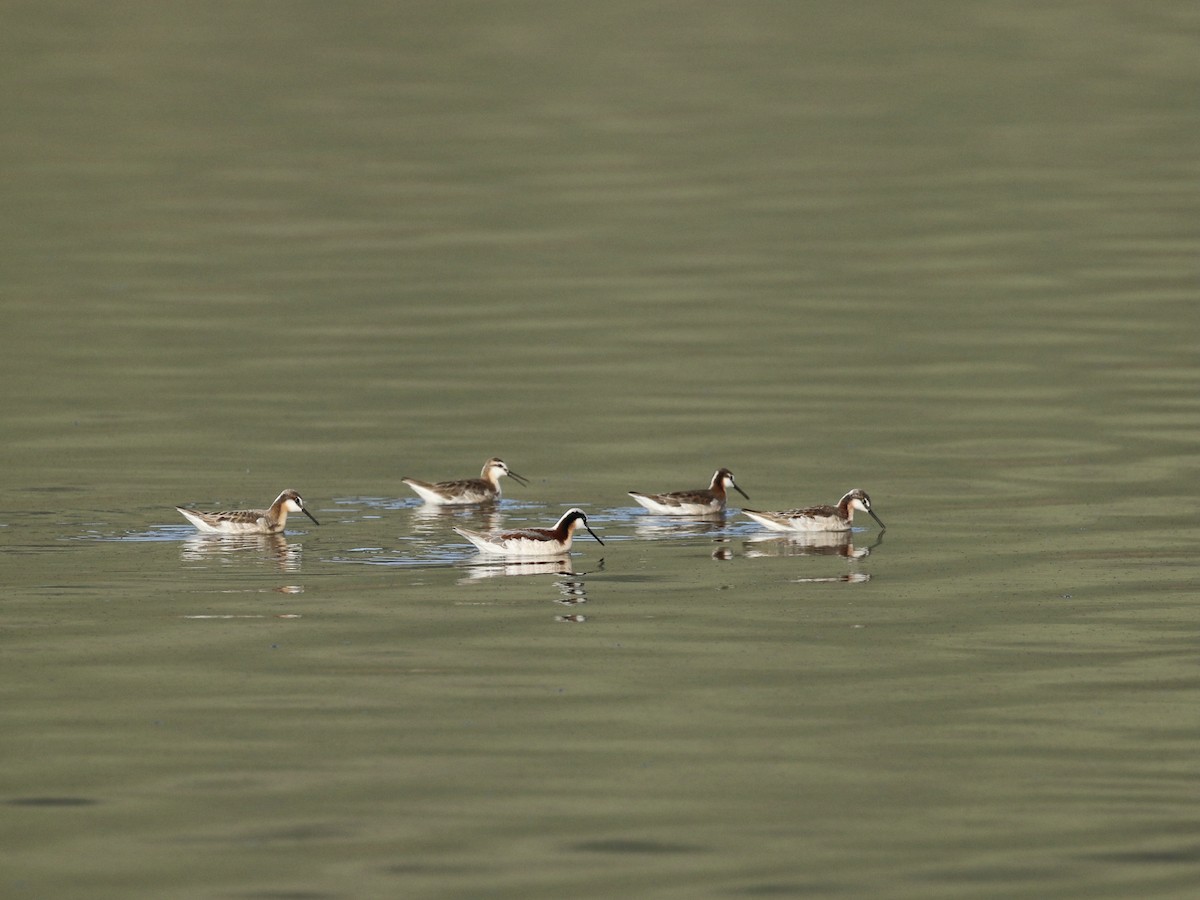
[
  {"xmin": 181, "ymin": 533, "xmax": 304, "ymax": 574},
  {"xmin": 633, "ymin": 516, "xmax": 728, "ymax": 540},
  {"xmin": 741, "ymin": 529, "xmax": 883, "ymax": 560},
  {"xmin": 458, "ymin": 556, "xmax": 603, "ymax": 621},
  {"xmin": 410, "ymin": 504, "xmax": 502, "ymax": 537},
  {"xmin": 792, "ymin": 572, "xmax": 872, "ymax": 584},
  {"xmin": 554, "ymin": 574, "xmax": 589, "ymax": 608},
  {"xmin": 457, "ymin": 556, "xmax": 575, "ymax": 581}
]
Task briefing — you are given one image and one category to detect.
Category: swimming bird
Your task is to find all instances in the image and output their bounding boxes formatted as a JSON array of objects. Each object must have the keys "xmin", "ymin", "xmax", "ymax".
[
  {"xmin": 628, "ymin": 467, "xmax": 749, "ymax": 515},
  {"xmin": 402, "ymin": 457, "xmax": 528, "ymax": 505},
  {"xmin": 741, "ymin": 489, "xmax": 885, "ymax": 533},
  {"xmin": 454, "ymin": 508, "xmax": 604, "ymax": 557},
  {"xmin": 176, "ymin": 489, "xmax": 320, "ymax": 535}
]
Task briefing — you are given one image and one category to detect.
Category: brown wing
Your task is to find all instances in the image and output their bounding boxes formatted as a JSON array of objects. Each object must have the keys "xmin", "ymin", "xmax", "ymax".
[
  {"xmin": 211, "ymin": 509, "xmax": 268, "ymax": 524},
  {"xmin": 778, "ymin": 504, "xmax": 839, "ymax": 518},
  {"xmin": 497, "ymin": 527, "xmax": 556, "ymax": 541}
]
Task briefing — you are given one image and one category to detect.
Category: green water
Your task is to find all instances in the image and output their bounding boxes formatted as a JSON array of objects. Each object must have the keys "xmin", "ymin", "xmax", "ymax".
[{"xmin": 3, "ymin": 2, "xmax": 1199, "ymax": 898}]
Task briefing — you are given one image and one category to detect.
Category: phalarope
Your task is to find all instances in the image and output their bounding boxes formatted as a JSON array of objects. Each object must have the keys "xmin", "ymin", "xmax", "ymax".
[
  {"xmin": 741, "ymin": 489, "xmax": 885, "ymax": 533},
  {"xmin": 454, "ymin": 508, "xmax": 603, "ymax": 557},
  {"xmin": 176, "ymin": 489, "xmax": 320, "ymax": 535},
  {"xmin": 628, "ymin": 467, "xmax": 749, "ymax": 515},
  {"xmin": 402, "ymin": 457, "xmax": 528, "ymax": 505}
]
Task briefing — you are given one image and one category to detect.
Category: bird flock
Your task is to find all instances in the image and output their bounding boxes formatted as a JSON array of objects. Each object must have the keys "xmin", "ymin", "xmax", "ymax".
[{"xmin": 176, "ymin": 459, "xmax": 885, "ymax": 557}]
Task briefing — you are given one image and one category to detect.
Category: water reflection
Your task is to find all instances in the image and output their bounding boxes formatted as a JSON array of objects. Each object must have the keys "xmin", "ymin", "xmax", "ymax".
[
  {"xmin": 458, "ymin": 557, "xmax": 602, "ymax": 620},
  {"xmin": 410, "ymin": 504, "xmax": 502, "ymax": 537},
  {"xmin": 553, "ymin": 574, "xmax": 590, "ymax": 608},
  {"xmin": 738, "ymin": 531, "xmax": 880, "ymax": 583},
  {"xmin": 458, "ymin": 557, "xmax": 576, "ymax": 581},
  {"xmin": 631, "ymin": 512, "xmax": 729, "ymax": 540},
  {"xmin": 181, "ymin": 533, "xmax": 303, "ymax": 572},
  {"xmin": 742, "ymin": 530, "xmax": 883, "ymax": 560},
  {"xmin": 792, "ymin": 572, "xmax": 872, "ymax": 584}
]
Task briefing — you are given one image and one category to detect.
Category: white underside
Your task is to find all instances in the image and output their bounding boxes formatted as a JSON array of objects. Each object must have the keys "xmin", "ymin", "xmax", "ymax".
[
  {"xmin": 404, "ymin": 480, "xmax": 495, "ymax": 505},
  {"xmin": 455, "ymin": 527, "xmax": 571, "ymax": 557},
  {"xmin": 741, "ymin": 510, "xmax": 850, "ymax": 533},
  {"xmin": 177, "ymin": 508, "xmax": 276, "ymax": 534},
  {"xmin": 629, "ymin": 493, "xmax": 723, "ymax": 516}
]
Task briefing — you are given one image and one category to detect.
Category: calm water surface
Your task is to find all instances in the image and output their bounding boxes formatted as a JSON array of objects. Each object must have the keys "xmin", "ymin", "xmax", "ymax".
[{"xmin": 3, "ymin": 2, "xmax": 1199, "ymax": 898}]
